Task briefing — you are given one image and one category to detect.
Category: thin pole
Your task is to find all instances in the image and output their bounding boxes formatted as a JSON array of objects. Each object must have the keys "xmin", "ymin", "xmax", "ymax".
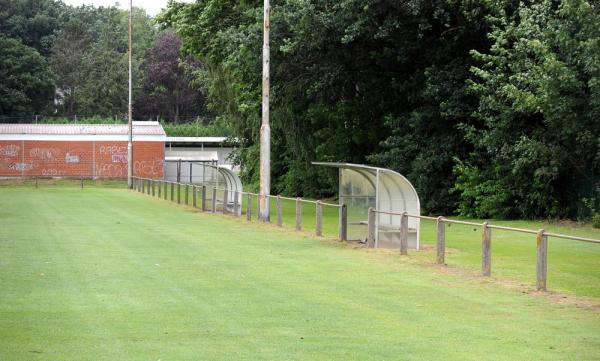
[
  {"xmin": 127, "ymin": 0, "xmax": 134, "ymax": 188},
  {"xmin": 259, "ymin": 0, "xmax": 271, "ymax": 221}
]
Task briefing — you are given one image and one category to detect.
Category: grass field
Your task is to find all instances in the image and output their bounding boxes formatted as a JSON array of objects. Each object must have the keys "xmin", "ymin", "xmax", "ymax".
[{"xmin": 1, "ymin": 184, "xmax": 600, "ymax": 360}]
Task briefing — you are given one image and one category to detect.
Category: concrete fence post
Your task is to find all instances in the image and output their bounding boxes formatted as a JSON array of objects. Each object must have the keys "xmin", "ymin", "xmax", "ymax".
[
  {"xmin": 81, "ymin": 177, "xmax": 84, "ymax": 189},
  {"xmin": 158, "ymin": 181, "xmax": 162, "ymax": 198},
  {"xmin": 223, "ymin": 189, "xmax": 229, "ymax": 214},
  {"xmin": 164, "ymin": 181, "xmax": 168, "ymax": 200},
  {"xmin": 295, "ymin": 198, "xmax": 302, "ymax": 231},
  {"xmin": 339, "ymin": 204, "xmax": 347, "ymax": 241},
  {"xmin": 35, "ymin": 177, "xmax": 38, "ymax": 189},
  {"xmin": 233, "ymin": 191, "xmax": 239, "ymax": 216},
  {"xmin": 316, "ymin": 200, "xmax": 323, "ymax": 237},
  {"xmin": 400, "ymin": 212, "xmax": 408, "ymax": 255},
  {"xmin": 170, "ymin": 182, "xmax": 174, "ymax": 202},
  {"xmin": 185, "ymin": 184, "xmax": 189, "ymax": 205},
  {"xmin": 193, "ymin": 186, "xmax": 197, "ymax": 208},
  {"xmin": 536, "ymin": 229, "xmax": 548, "ymax": 291},
  {"xmin": 141, "ymin": 178, "xmax": 145, "ymax": 193},
  {"xmin": 436, "ymin": 216, "xmax": 445, "ymax": 264},
  {"xmin": 482, "ymin": 222, "xmax": 492, "ymax": 276},
  {"xmin": 246, "ymin": 193, "xmax": 252, "ymax": 221},
  {"xmin": 367, "ymin": 207, "xmax": 375, "ymax": 248},
  {"xmin": 152, "ymin": 180, "xmax": 155, "ymax": 197},
  {"xmin": 276, "ymin": 195, "xmax": 282, "ymax": 227},
  {"xmin": 211, "ymin": 187, "xmax": 217, "ymax": 213},
  {"xmin": 201, "ymin": 185, "xmax": 207, "ymax": 211}
]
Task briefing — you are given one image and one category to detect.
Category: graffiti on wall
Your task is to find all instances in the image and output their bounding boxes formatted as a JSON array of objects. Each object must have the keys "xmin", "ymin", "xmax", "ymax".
[
  {"xmin": 29, "ymin": 147, "xmax": 60, "ymax": 161},
  {"xmin": 112, "ymin": 154, "xmax": 127, "ymax": 163},
  {"xmin": 95, "ymin": 163, "xmax": 126, "ymax": 177},
  {"xmin": 134, "ymin": 160, "xmax": 163, "ymax": 178},
  {"xmin": 65, "ymin": 153, "xmax": 80, "ymax": 163},
  {"xmin": 99, "ymin": 145, "xmax": 127, "ymax": 155},
  {"xmin": 41, "ymin": 168, "xmax": 67, "ymax": 176},
  {"xmin": 0, "ymin": 144, "xmax": 20, "ymax": 156}
]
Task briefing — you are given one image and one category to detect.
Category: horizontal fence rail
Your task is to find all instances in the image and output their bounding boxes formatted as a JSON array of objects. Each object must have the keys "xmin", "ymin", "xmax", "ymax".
[
  {"xmin": 368, "ymin": 208, "xmax": 600, "ymax": 292},
  {"xmin": 132, "ymin": 177, "xmax": 348, "ymax": 241}
]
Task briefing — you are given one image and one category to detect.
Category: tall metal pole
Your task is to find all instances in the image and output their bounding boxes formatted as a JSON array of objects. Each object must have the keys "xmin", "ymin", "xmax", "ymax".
[
  {"xmin": 127, "ymin": 0, "xmax": 134, "ymax": 188},
  {"xmin": 259, "ymin": 0, "xmax": 271, "ymax": 221}
]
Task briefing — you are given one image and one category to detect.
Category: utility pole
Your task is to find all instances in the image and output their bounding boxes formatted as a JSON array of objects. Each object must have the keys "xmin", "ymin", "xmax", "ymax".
[
  {"xmin": 127, "ymin": 0, "xmax": 133, "ymax": 188},
  {"xmin": 259, "ymin": 0, "xmax": 271, "ymax": 221}
]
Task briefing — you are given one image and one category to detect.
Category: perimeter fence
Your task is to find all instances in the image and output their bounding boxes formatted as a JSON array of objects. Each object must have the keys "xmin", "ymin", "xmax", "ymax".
[
  {"xmin": 132, "ymin": 177, "xmax": 348, "ymax": 240},
  {"xmin": 367, "ymin": 208, "xmax": 600, "ymax": 291}
]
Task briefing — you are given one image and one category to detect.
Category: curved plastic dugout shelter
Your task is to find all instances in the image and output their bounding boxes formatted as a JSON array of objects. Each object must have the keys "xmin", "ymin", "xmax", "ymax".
[
  {"xmin": 312, "ymin": 162, "xmax": 420, "ymax": 249},
  {"xmin": 203, "ymin": 164, "xmax": 243, "ymax": 215}
]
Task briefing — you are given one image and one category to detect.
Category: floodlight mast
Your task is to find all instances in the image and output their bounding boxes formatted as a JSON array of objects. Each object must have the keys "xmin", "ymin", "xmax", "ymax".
[
  {"xmin": 259, "ymin": 0, "xmax": 270, "ymax": 221},
  {"xmin": 127, "ymin": 0, "xmax": 133, "ymax": 188}
]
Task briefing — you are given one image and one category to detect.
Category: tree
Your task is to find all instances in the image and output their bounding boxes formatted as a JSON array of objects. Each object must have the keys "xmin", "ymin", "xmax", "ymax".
[
  {"xmin": 0, "ymin": 0, "xmax": 67, "ymax": 56},
  {"xmin": 455, "ymin": 0, "xmax": 600, "ymax": 219},
  {"xmin": 135, "ymin": 30, "xmax": 207, "ymax": 122},
  {"xmin": 51, "ymin": 20, "xmax": 90, "ymax": 115},
  {"xmin": 0, "ymin": 36, "xmax": 54, "ymax": 117}
]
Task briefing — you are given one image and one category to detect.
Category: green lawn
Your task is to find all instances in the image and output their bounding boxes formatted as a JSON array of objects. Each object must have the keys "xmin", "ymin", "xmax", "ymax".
[{"xmin": 1, "ymin": 185, "xmax": 600, "ymax": 360}]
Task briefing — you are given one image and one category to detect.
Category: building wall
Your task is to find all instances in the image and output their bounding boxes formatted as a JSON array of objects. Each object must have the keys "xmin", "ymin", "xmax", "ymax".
[{"xmin": 0, "ymin": 140, "xmax": 164, "ymax": 178}]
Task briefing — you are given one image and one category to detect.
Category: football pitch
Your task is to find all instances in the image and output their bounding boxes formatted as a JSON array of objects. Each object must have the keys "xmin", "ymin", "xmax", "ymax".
[{"xmin": 1, "ymin": 184, "xmax": 599, "ymax": 360}]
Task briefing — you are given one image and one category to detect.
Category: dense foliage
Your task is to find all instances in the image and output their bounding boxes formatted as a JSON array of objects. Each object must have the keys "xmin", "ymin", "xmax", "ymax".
[
  {"xmin": 161, "ymin": 0, "xmax": 599, "ymax": 219},
  {"xmin": 1, "ymin": 0, "xmax": 598, "ymax": 220},
  {"xmin": 0, "ymin": 0, "xmax": 210, "ymax": 122},
  {"xmin": 134, "ymin": 30, "xmax": 208, "ymax": 122}
]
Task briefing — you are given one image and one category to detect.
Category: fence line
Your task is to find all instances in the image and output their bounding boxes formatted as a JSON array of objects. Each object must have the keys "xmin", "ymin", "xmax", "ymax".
[
  {"xmin": 367, "ymin": 208, "xmax": 600, "ymax": 292},
  {"xmin": 132, "ymin": 177, "xmax": 348, "ymax": 241}
]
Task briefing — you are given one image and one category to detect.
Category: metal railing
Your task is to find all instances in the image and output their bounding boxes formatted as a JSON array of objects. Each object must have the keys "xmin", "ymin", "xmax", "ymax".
[
  {"xmin": 132, "ymin": 176, "xmax": 348, "ymax": 240},
  {"xmin": 367, "ymin": 208, "xmax": 600, "ymax": 291}
]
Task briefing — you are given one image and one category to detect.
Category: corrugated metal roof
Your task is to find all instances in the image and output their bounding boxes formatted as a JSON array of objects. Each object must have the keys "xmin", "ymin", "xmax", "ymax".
[{"xmin": 0, "ymin": 121, "xmax": 165, "ymax": 135}]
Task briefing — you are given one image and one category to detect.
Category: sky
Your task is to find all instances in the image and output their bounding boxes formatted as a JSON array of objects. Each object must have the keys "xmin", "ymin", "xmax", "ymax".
[{"xmin": 62, "ymin": 0, "xmax": 194, "ymax": 16}]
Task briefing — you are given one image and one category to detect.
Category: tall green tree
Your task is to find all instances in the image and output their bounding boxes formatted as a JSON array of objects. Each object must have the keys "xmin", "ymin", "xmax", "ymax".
[
  {"xmin": 455, "ymin": 0, "xmax": 600, "ymax": 218},
  {"xmin": 0, "ymin": 0, "xmax": 67, "ymax": 56},
  {"xmin": 51, "ymin": 20, "xmax": 90, "ymax": 115},
  {"xmin": 0, "ymin": 36, "xmax": 54, "ymax": 117}
]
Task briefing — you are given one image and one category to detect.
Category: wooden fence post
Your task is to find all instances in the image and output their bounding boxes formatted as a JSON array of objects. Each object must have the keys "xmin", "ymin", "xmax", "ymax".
[
  {"xmin": 233, "ymin": 191, "xmax": 239, "ymax": 216},
  {"xmin": 436, "ymin": 216, "xmax": 445, "ymax": 264},
  {"xmin": 482, "ymin": 222, "xmax": 492, "ymax": 276},
  {"xmin": 339, "ymin": 204, "xmax": 347, "ymax": 241},
  {"xmin": 211, "ymin": 187, "xmax": 217, "ymax": 213},
  {"xmin": 367, "ymin": 207, "xmax": 375, "ymax": 248},
  {"xmin": 257, "ymin": 195, "xmax": 261, "ymax": 220},
  {"xmin": 192, "ymin": 186, "xmax": 197, "ymax": 208},
  {"xmin": 276, "ymin": 195, "xmax": 282, "ymax": 226},
  {"xmin": 400, "ymin": 212, "xmax": 408, "ymax": 255},
  {"xmin": 295, "ymin": 198, "xmax": 302, "ymax": 231},
  {"xmin": 316, "ymin": 200, "xmax": 323, "ymax": 237},
  {"xmin": 536, "ymin": 229, "xmax": 548, "ymax": 291},
  {"xmin": 223, "ymin": 188, "xmax": 229, "ymax": 214},
  {"xmin": 201, "ymin": 185, "xmax": 207, "ymax": 211},
  {"xmin": 246, "ymin": 193, "xmax": 252, "ymax": 221}
]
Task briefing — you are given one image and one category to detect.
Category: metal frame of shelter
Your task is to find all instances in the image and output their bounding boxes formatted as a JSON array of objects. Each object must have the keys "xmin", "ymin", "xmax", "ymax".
[
  {"xmin": 164, "ymin": 160, "xmax": 243, "ymax": 215},
  {"xmin": 313, "ymin": 162, "xmax": 421, "ymax": 249}
]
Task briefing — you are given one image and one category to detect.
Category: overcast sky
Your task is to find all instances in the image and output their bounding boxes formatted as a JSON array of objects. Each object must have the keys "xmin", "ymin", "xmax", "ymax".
[{"xmin": 62, "ymin": 0, "xmax": 194, "ymax": 16}]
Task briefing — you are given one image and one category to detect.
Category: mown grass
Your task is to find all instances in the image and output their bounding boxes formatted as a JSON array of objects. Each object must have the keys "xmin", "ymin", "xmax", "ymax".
[{"xmin": 1, "ymin": 185, "xmax": 599, "ymax": 360}]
